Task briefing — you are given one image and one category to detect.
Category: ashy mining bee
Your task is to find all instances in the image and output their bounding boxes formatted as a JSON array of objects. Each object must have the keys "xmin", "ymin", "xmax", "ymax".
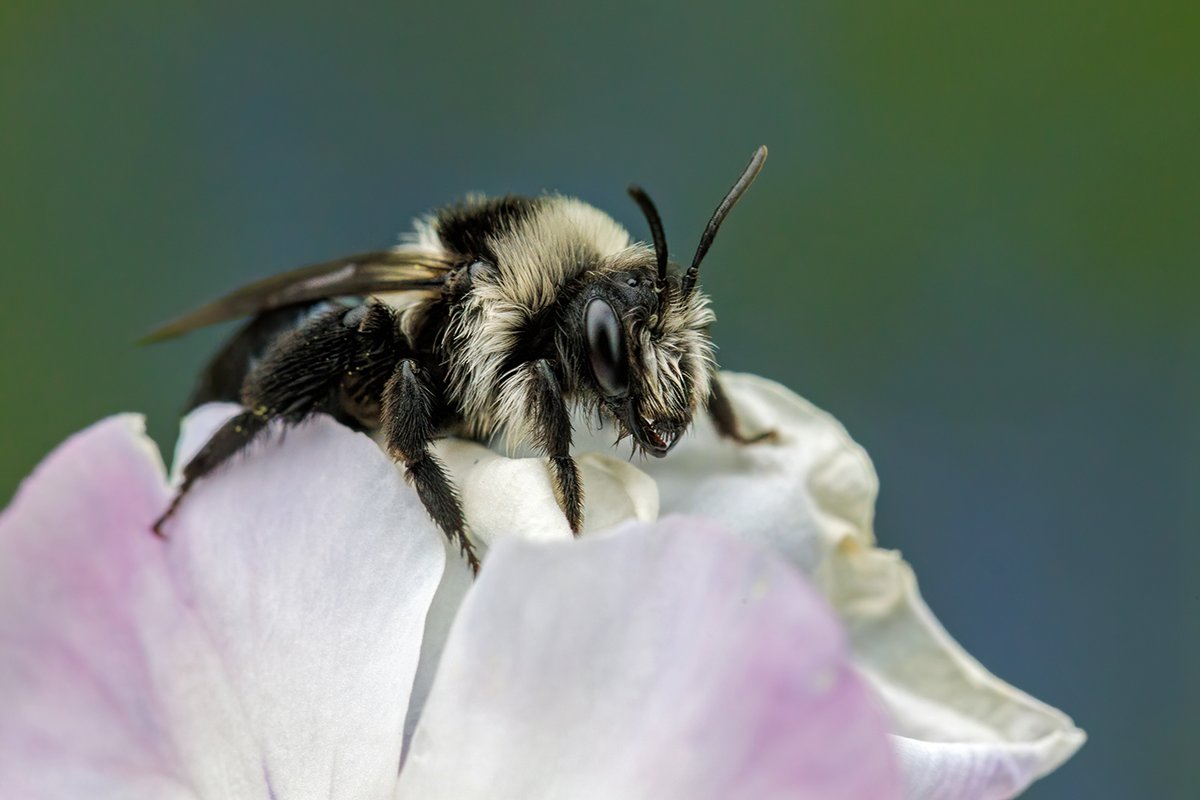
[{"xmin": 147, "ymin": 147, "xmax": 771, "ymax": 572}]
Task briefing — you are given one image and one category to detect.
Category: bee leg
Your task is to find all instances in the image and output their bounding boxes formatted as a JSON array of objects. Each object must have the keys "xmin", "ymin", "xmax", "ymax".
[
  {"xmin": 707, "ymin": 375, "xmax": 778, "ymax": 445},
  {"xmin": 154, "ymin": 306, "xmax": 383, "ymax": 537},
  {"xmin": 152, "ymin": 410, "xmax": 269, "ymax": 536},
  {"xmin": 382, "ymin": 359, "xmax": 481, "ymax": 574},
  {"xmin": 525, "ymin": 359, "xmax": 583, "ymax": 534}
]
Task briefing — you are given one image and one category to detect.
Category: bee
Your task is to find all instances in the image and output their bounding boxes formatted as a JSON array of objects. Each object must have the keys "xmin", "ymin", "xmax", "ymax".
[{"xmin": 147, "ymin": 147, "xmax": 771, "ymax": 572}]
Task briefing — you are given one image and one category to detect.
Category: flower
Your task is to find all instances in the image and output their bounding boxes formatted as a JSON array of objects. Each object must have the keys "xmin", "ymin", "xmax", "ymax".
[
  {"xmin": 0, "ymin": 406, "xmax": 898, "ymax": 798},
  {"xmin": 0, "ymin": 373, "xmax": 1083, "ymax": 798},
  {"xmin": 421, "ymin": 374, "xmax": 1086, "ymax": 798}
]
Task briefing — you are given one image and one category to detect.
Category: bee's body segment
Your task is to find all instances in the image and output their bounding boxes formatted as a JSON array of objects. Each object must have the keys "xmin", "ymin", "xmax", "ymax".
[{"xmin": 150, "ymin": 149, "xmax": 771, "ymax": 571}]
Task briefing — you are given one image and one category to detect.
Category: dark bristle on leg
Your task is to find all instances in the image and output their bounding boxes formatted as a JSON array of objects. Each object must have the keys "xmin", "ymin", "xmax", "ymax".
[
  {"xmin": 383, "ymin": 359, "xmax": 480, "ymax": 574},
  {"xmin": 526, "ymin": 359, "xmax": 584, "ymax": 533},
  {"xmin": 152, "ymin": 410, "xmax": 267, "ymax": 536},
  {"xmin": 707, "ymin": 376, "xmax": 778, "ymax": 444},
  {"xmin": 406, "ymin": 454, "xmax": 477, "ymax": 571},
  {"xmin": 153, "ymin": 305, "xmax": 396, "ymax": 537}
]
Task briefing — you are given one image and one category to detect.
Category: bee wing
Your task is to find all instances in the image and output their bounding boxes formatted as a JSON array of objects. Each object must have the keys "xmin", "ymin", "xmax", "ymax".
[{"xmin": 140, "ymin": 248, "xmax": 455, "ymax": 343}]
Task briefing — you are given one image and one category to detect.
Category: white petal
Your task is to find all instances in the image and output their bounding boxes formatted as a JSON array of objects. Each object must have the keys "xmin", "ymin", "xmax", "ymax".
[
  {"xmin": 402, "ymin": 437, "xmax": 660, "ymax": 744},
  {"xmin": 583, "ymin": 373, "xmax": 1086, "ymax": 799},
  {"xmin": 433, "ymin": 437, "xmax": 659, "ymax": 551},
  {"xmin": 826, "ymin": 547, "xmax": 1086, "ymax": 800},
  {"xmin": 570, "ymin": 373, "xmax": 875, "ymax": 571},
  {"xmin": 396, "ymin": 518, "xmax": 901, "ymax": 800},
  {"xmin": 164, "ymin": 406, "xmax": 445, "ymax": 798},
  {"xmin": 1, "ymin": 409, "xmax": 445, "ymax": 799}
]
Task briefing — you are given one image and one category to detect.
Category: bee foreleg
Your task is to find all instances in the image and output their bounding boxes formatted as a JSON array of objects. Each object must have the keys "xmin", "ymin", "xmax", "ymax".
[
  {"xmin": 382, "ymin": 359, "xmax": 480, "ymax": 574},
  {"xmin": 524, "ymin": 359, "xmax": 583, "ymax": 534},
  {"xmin": 707, "ymin": 375, "xmax": 778, "ymax": 445}
]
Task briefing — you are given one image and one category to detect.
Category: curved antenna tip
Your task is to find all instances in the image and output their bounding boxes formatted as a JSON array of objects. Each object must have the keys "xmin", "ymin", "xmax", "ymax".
[
  {"xmin": 744, "ymin": 145, "xmax": 769, "ymax": 182},
  {"xmin": 681, "ymin": 146, "xmax": 770, "ymax": 295}
]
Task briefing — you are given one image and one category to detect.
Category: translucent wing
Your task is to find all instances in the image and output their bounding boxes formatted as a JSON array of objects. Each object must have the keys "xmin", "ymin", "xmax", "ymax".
[{"xmin": 140, "ymin": 248, "xmax": 455, "ymax": 343}]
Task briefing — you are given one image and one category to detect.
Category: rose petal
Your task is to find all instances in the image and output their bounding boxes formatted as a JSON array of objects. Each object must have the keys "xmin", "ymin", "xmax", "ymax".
[
  {"xmin": 0, "ymin": 410, "xmax": 445, "ymax": 798},
  {"xmin": 581, "ymin": 373, "xmax": 1085, "ymax": 799},
  {"xmin": 396, "ymin": 517, "xmax": 900, "ymax": 800}
]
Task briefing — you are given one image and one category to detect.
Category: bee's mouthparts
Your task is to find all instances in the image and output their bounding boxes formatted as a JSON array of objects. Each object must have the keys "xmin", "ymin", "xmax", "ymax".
[{"xmin": 640, "ymin": 417, "xmax": 682, "ymax": 456}]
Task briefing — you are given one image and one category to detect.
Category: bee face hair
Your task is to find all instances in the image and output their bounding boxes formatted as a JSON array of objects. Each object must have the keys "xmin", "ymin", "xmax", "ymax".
[{"xmin": 150, "ymin": 148, "xmax": 768, "ymax": 571}]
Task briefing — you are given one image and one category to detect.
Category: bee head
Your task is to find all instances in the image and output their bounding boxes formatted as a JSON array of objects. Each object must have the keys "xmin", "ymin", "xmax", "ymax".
[
  {"xmin": 573, "ymin": 262, "xmax": 715, "ymax": 456},
  {"xmin": 577, "ymin": 145, "xmax": 768, "ymax": 456}
]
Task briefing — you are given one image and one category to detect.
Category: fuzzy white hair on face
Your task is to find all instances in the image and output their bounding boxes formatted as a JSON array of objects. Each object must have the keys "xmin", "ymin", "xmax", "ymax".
[{"xmin": 636, "ymin": 290, "xmax": 716, "ymax": 422}]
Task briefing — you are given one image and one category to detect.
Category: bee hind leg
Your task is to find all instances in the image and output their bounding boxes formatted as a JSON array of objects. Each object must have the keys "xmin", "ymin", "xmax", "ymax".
[
  {"xmin": 152, "ymin": 410, "xmax": 268, "ymax": 536},
  {"xmin": 154, "ymin": 305, "xmax": 393, "ymax": 536},
  {"xmin": 382, "ymin": 358, "xmax": 481, "ymax": 574}
]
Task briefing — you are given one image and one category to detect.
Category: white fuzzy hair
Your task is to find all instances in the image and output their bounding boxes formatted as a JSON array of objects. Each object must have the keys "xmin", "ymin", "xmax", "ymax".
[
  {"xmin": 392, "ymin": 196, "xmax": 717, "ymax": 450},
  {"xmin": 636, "ymin": 288, "xmax": 716, "ymax": 422},
  {"xmin": 444, "ymin": 198, "xmax": 631, "ymax": 441}
]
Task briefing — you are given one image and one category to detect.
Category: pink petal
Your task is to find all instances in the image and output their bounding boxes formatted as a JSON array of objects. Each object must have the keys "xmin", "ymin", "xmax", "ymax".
[
  {"xmin": 0, "ymin": 411, "xmax": 445, "ymax": 798},
  {"xmin": 0, "ymin": 416, "xmax": 187, "ymax": 799},
  {"xmin": 396, "ymin": 517, "xmax": 901, "ymax": 800}
]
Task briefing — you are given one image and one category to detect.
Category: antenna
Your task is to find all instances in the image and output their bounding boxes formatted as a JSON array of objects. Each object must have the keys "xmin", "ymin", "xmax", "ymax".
[{"xmin": 681, "ymin": 145, "xmax": 768, "ymax": 296}]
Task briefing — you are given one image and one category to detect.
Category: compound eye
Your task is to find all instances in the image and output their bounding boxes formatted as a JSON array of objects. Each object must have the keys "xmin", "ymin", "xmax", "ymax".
[{"xmin": 585, "ymin": 297, "xmax": 629, "ymax": 397}]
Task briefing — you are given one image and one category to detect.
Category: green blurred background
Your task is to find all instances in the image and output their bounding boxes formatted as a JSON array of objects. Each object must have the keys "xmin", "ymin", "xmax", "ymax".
[{"xmin": 1, "ymin": 2, "xmax": 1195, "ymax": 796}]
